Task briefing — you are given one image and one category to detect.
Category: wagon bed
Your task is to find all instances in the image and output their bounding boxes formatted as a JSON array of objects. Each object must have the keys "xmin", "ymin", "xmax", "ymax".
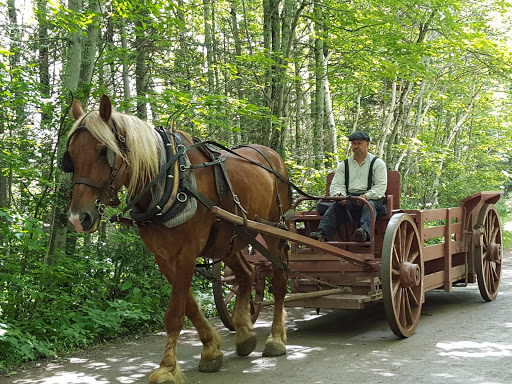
[{"xmin": 210, "ymin": 171, "xmax": 503, "ymax": 338}]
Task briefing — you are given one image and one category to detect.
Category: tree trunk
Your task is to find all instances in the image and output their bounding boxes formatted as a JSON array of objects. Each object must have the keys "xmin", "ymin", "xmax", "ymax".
[
  {"xmin": 78, "ymin": 0, "xmax": 101, "ymax": 105},
  {"xmin": 47, "ymin": 0, "xmax": 83, "ymax": 264},
  {"xmin": 376, "ymin": 79, "xmax": 398, "ymax": 157},
  {"xmin": 203, "ymin": 0, "xmax": 215, "ymax": 135},
  {"xmin": 312, "ymin": 1, "xmax": 324, "ymax": 169},
  {"xmin": 135, "ymin": 10, "xmax": 150, "ymax": 119},
  {"xmin": 120, "ymin": 22, "xmax": 132, "ymax": 101}
]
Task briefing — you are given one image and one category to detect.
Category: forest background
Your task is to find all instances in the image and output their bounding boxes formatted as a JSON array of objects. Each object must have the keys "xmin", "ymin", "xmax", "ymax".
[{"xmin": 2, "ymin": 0, "xmax": 512, "ymax": 372}]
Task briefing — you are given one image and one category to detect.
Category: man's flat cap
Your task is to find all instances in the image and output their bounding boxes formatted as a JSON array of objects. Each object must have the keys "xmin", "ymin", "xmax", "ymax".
[{"xmin": 349, "ymin": 131, "xmax": 370, "ymax": 142}]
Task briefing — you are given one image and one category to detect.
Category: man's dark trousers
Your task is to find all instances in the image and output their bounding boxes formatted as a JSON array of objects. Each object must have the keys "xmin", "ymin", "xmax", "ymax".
[{"xmin": 318, "ymin": 198, "xmax": 384, "ymax": 241}]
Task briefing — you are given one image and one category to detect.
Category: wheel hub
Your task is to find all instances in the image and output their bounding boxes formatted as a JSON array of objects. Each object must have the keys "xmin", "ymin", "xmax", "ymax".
[
  {"xmin": 399, "ymin": 262, "xmax": 421, "ymax": 288},
  {"xmin": 487, "ymin": 242, "xmax": 501, "ymax": 262}
]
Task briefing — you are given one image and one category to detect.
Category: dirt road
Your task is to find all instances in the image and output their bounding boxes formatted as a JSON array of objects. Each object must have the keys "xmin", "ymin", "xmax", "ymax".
[{"xmin": 4, "ymin": 252, "xmax": 511, "ymax": 384}]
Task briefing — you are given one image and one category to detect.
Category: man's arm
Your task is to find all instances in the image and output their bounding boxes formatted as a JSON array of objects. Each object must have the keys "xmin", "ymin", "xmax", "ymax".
[
  {"xmin": 329, "ymin": 162, "xmax": 347, "ymax": 196},
  {"xmin": 366, "ymin": 158, "xmax": 387, "ymax": 200}
]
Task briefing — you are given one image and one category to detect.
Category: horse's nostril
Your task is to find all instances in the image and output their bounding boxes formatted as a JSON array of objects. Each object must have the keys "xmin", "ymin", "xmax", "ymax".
[{"xmin": 79, "ymin": 212, "xmax": 93, "ymax": 231}]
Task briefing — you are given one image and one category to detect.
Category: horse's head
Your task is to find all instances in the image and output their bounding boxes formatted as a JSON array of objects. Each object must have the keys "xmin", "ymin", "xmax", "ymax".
[{"xmin": 63, "ymin": 95, "xmax": 129, "ymax": 233}]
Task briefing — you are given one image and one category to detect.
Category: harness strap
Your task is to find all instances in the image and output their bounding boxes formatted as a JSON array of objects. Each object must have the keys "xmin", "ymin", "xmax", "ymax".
[
  {"xmin": 73, "ymin": 178, "xmax": 105, "ymax": 189},
  {"xmin": 344, "ymin": 156, "xmax": 379, "ymax": 193},
  {"xmin": 114, "ymin": 135, "xmax": 186, "ymax": 219},
  {"xmin": 234, "ymin": 144, "xmax": 286, "ymax": 224},
  {"xmin": 189, "ymin": 139, "xmax": 318, "ymax": 200},
  {"xmin": 182, "ymin": 178, "xmax": 216, "ymax": 210}
]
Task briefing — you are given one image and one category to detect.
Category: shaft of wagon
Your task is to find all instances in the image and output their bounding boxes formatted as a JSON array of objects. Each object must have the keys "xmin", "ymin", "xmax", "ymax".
[{"xmin": 211, "ymin": 206, "xmax": 374, "ymax": 270}]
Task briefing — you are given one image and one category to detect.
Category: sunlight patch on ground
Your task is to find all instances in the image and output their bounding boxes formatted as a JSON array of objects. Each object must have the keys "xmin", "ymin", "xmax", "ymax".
[
  {"xmin": 240, "ymin": 344, "xmax": 324, "ymax": 373},
  {"xmin": 370, "ymin": 369, "xmax": 397, "ymax": 377},
  {"xmin": 437, "ymin": 341, "xmax": 512, "ymax": 357},
  {"xmin": 243, "ymin": 356, "xmax": 279, "ymax": 373},
  {"xmin": 12, "ymin": 372, "xmax": 109, "ymax": 384},
  {"xmin": 432, "ymin": 373, "xmax": 456, "ymax": 378}
]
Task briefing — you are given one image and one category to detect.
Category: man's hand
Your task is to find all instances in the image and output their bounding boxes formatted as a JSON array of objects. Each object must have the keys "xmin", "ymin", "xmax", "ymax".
[
  {"xmin": 357, "ymin": 194, "xmax": 368, "ymax": 206},
  {"xmin": 335, "ymin": 193, "xmax": 347, "ymax": 206}
]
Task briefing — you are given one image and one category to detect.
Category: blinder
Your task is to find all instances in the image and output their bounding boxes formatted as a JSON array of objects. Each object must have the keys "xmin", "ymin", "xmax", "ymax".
[
  {"xmin": 106, "ymin": 147, "xmax": 116, "ymax": 168},
  {"xmin": 61, "ymin": 146, "xmax": 116, "ymax": 173},
  {"xmin": 61, "ymin": 150, "xmax": 74, "ymax": 173}
]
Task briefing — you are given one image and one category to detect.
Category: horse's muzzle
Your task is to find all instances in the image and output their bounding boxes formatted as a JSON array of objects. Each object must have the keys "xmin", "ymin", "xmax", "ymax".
[{"xmin": 68, "ymin": 210, "xmax": 100, "ymax": 233}]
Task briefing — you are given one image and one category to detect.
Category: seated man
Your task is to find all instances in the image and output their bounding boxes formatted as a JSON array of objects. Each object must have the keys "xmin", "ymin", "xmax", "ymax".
[{"xmin": 310, "ymin": 131, "xmax": 387, "ymax": 242}]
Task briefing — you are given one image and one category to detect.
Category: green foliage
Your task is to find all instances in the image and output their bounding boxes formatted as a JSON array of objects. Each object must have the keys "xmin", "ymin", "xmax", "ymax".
[
  {"xmin": 2, "ymin": 0, "xmax": 512, "ymax": 374},
  {"xmin": 0, "ymin": 209, "xmax": 171, "ymax": 370}
]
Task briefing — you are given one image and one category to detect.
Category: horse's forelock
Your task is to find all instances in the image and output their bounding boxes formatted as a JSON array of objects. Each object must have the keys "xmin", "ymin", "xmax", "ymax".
[{"xmin": 70, "ymin": 110, "xmax": 160, "ymax": 197}]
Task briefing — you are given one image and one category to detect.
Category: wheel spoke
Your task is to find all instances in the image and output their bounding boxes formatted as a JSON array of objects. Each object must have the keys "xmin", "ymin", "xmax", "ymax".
[
  {"xmin": 398, "ymin": 289, "xmax": 406, "ymax": 325},
  {"xmin": 490, "ymin": 226, "xmax": 499, "ymax": 244},
  {"xmin": 392, "ymin": 246, "xmax": 401, "ymax": 269},
  {"xmin": 392, "ymin": 279, "xmax": 401, "ymax": 297},
  {"xmin": 399, "ymin": 224, "xmax": 406, "ymax": 262},
  {"xmin": 405, "ymin": 229, "xmax": 414, "ymax": 258},
  {"xmin": 407, "ymin": 287, "xmax": 420, "ymax": 308},
  {"xmin": 224, "ymin": 289, "xmax": 236, "ymax": 306},
  {"xmin": 407, "ymin": 250, "xmax": 419, "ymax": 264},
  {"xmin": 404, "ymin": 289, "xmax": 413, "ymax": 325},
  {"xmin": 394, "ymin": 285, "xmax": 402, "ymax": 311}
]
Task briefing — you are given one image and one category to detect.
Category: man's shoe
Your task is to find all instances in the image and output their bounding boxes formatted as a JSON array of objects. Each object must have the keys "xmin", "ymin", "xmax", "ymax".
[
  {"xmin": 309, "ymin": 230, "xmax": 326, "ymax": 242},
  {"xmin": 353, "ymin": 228, "xmax": 369, "ymax": 242}
]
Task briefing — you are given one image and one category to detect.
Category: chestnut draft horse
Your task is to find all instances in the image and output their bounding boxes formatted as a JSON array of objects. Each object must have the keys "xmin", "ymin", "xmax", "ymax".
[{"xmin": 63, "ymin": 95, "xmax": 291, "ymax": 384}]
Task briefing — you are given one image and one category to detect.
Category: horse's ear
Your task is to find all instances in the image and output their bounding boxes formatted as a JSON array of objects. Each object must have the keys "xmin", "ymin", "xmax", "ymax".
[
  {"xmin": 99, "ymin": 94, "xmax": 112, "ymax": 122},
  {"xmin": 72, "ymin": 100, "xmax": 84, "ymax": 121}
]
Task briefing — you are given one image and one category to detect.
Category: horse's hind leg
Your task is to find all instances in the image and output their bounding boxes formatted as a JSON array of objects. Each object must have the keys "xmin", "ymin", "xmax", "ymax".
[
  {"xmin": 184, "ymin": 290, "xmax": 224, "ymax": 372},
  {"xmin": 227, "ymin": 251, "xmax": 258, "ymax": 356},
  {"xmin": 262, "ymin": 237, "xmax": 288, "ymax": 357}
]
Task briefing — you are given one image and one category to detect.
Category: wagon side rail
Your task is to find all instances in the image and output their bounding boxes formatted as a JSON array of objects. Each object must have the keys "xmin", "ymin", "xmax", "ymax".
[
  {"xmin": 404, "ymin": 190, "xmax": 503, "ymax": 294},
  {"xmin": 404, "ymin": 206, "xmax": 466, "ymax": 293}
]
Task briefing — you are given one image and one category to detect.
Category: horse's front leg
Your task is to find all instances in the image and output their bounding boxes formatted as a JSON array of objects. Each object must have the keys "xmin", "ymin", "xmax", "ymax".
[
  {"xmin": 184, "ymin": 290, "xmax": 224, "ymax": 372},
  {"xmin": 149, "ymin": 288, "xmax": 188, "ymax": 384},
  {"xmin": 149, "ymin": 257, "xmax": 195, "ymax": 384}
]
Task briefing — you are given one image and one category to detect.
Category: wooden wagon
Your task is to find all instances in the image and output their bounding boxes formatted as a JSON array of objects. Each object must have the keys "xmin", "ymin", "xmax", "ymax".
[{"xmin": 209, "ymin": 170, "xmax": 503, "ymax": 337}]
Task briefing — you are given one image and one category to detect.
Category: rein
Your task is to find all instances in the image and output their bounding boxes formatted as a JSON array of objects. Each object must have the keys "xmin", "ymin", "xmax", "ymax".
[{"xmin": 64, "ymin": 121, "xmax": 321, "ymax": 226}]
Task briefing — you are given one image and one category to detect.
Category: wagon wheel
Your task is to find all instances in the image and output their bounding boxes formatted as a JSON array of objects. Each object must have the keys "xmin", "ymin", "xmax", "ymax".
[
  {"xmin": 382, "ymin": 213, "xmax": 424, "ymax": 338},
  {"xmin": 473, "ymin": 204, "xmax": 502, "ymax": 301},
  {"xmin": 212, "ymin": 249, "xmax": 266, "ymax": 331}
]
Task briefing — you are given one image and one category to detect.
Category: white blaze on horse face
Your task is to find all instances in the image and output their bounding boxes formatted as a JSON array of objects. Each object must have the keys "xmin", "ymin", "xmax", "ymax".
[{"xmin": 68, "ymin": 211, "xmax": 85, "ymax": 233}]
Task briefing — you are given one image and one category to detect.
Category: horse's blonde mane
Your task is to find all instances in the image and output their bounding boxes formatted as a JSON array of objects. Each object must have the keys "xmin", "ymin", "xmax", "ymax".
[{"xmin": 69, "ymin": 110, "xmax": 161, "ymax": 196}]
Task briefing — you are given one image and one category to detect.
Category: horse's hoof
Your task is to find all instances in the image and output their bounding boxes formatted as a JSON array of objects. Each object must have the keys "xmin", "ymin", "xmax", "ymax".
[
  {"xmin": 198, "ymin": 353, "xmax": 223, "ymax": 372},
  {"xmin": 236, "ymin": 332, "xmax": 257, "ymax": 356},
  {"xmin": 149, "ymin": 367, "xmax": 185, "ymax": 384},
  {"xmin": 262, "ymin": 339, "xmax": 286, "ymax": 357}
]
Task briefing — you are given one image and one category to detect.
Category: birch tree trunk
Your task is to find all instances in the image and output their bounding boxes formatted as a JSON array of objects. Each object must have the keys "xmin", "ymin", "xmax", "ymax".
[
  {"xmin": 47, "ymin": 0, "xmax": 83, "ymax": 263},
  {"xmin": 120, "ymin": 23, "xmax": 132, "ymax": 101},
  {"xmin": 323, "ymin": 52, "xmax": 337, "ymax": 167},
  {"xmin": 78, "ymin": 0, "xmax": 100, "ymax": 106},
  {"xmin": 135, "ymin": 9, "xmax": 150, "ymax": 119},
  {"xmin": 203, "ymin": 0, "xmax": 215, "ymax": 135},
  {"xmin": 376, "ymin": 78, "xmax": 398, "ymax": 157}
]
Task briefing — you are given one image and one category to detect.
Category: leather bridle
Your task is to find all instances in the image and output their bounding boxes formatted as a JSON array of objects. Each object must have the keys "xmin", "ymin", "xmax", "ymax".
[{"xmin": 61, "ymin": 119, "xmax": 129, "ymax": 215}]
